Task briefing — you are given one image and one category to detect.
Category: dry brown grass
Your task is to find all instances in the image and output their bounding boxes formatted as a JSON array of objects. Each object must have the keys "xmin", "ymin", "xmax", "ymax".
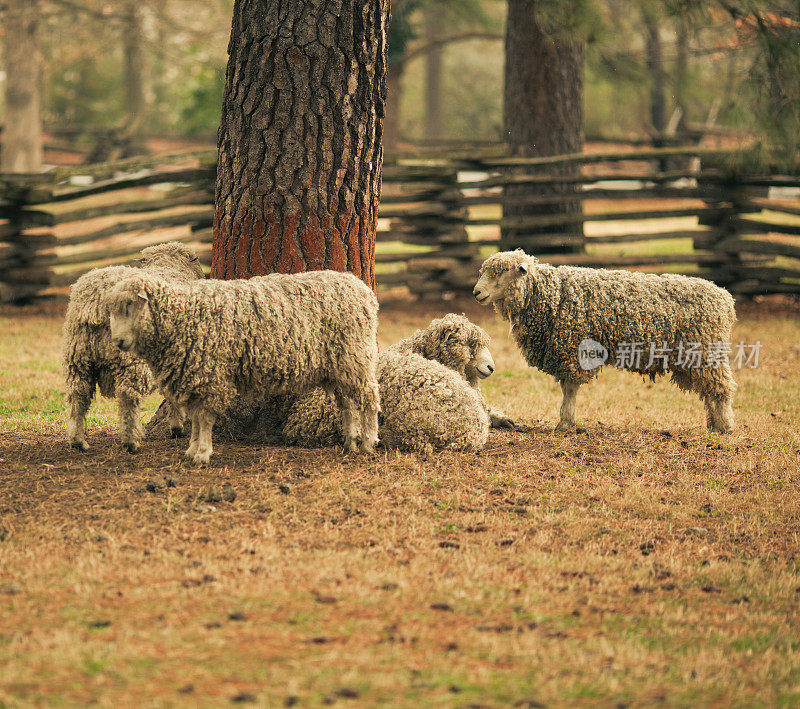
[{"xmin": 1, "ymin": 295, "xmax": 799, "ymax": 707}]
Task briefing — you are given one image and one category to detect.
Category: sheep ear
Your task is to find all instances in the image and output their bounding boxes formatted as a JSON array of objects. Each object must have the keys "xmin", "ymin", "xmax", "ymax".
[
  {"xmin": 136, "ymin": 289, "xmax": 149, "ymax": 302},
  {"xmin": 518, "ymin": 262, "xmax": 530, "ymax": 275}
]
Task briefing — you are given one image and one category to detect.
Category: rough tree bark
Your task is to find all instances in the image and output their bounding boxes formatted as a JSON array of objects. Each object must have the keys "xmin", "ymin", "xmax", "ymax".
[
  {"xmin": 502, "ymin": 0, "xmax": 584, "ymax": 253},
  {"xmin": 211, "ymin": 0, "xmax": 390, "ymax": 290},
  {"xmin": 149, "ymin": 0, "xmax": 389, "ymax": 441},
  {"xmin": 1, "ymin": 0, "xmax": 43, "ymax": 173}
]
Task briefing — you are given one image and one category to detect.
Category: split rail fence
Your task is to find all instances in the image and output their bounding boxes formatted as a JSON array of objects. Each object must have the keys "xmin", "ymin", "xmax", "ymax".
[{"xmin": 1, "ymin": 147, "xmax": 800, "ymax": 302}]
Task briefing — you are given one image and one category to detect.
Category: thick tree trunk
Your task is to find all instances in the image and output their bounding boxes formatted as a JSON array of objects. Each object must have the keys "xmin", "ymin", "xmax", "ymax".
[
  {"xmin": 502, "ymin": 0, "xmax": 584, "ymax": 253},
  {"xmin": 1, "ymin": 0, "xmax": 43, "ymax": 173},
  {"xmin": 145, "ymin": 0, "xmax": 389, "ymax": 441},
  {"xmin": 211, "ymin": 0, "xmax": 389, "ymax": 290},
  {"xmin": 123, "ymin": 1, "xmax": 148, "ymax": 156},
  {"xmin": 424, "ymin": 5, "xmax": 443, "ymax": 142}
]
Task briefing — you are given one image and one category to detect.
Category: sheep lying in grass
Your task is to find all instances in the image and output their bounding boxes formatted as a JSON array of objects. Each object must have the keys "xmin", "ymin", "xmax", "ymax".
[
  {"xmin": 473, "ymin": 250, "xmax": 737, "ymax": 434},
  {"xmin": 388, "ymin": 313, "xmax": 515, "ymax": 429},
  {"xmin": 282, "ymin": 314, "xmax": 504, "ymax": 455},
  {"xmin": 61, "ymin": 242, "xmax": 204, "ymax": 452},
  {"xmin": 107, "ymin": 270, "xmax": 380, "ymax": 465}
]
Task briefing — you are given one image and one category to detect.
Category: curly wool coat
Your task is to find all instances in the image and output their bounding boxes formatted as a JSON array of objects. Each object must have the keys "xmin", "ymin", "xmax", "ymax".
[
  {"xmin": 475, "ymin": 249, "xmax": 737, "ymax": 432},
  {"xmin": 106, "ymin": 269, "xmax": 381, "ymax": 460},
  {"xmin": 61, "ymin": 241, "xmax": 204, "ymax": 451},
  {"xmin": 281, "ymin": 314, "xmax": 494, "ymax": 454}
]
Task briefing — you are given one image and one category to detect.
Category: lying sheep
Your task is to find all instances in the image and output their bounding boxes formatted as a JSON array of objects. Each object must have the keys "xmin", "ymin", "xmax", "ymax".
[
  {"xmin": 107, "ymin": 270, "xmax": 380, "ymax": 464},
  {"xmin": 473, "ymin": 250, "xmax": 737, "ymax": 434},
  {"xmin": 62, "ymin": 242, "xmax": 204, "ymax": 452},
  {"xmin": 388, "ymin": 313, "xmax": 515, "ymax": 428},
  {"xmin": 282, "ymin": 314, "xmax": 501, "ymax": 454}
]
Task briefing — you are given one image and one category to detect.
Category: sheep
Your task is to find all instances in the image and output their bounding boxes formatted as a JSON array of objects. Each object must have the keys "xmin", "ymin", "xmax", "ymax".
[
  {"xmin": 387, "ymin": 313, "xmax": 515, "ymax": 429},
  {"xmin": 281, "ymin": 314, "xmax": 503, "ymax": 454},
  {"xmin": 106, "ymin": 269, "xmax": 381, "ymax": 465},
  {"xmin": 473, "ymin": 249, "xmax": 737, "ymax": 434},
  {"xmin": 61, "ymin": 241, "xmax": 205, "ymax": 452}
]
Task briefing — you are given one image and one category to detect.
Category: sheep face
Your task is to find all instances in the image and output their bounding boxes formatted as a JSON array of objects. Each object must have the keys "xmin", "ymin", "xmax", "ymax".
[
  {"xmin": 474, "ymin": 251, "xmax": 533, "ymax": 305},
  {"xmin": 472, "ymin": 345, "xmax": 495, "ymax": 380},
  {"xmin": 432, "ymin": 316, "xmax": 494, "ymax": 384},
  {"xmin": 109, "ymin": 289, "xmax": 150, "ymax": 352}
]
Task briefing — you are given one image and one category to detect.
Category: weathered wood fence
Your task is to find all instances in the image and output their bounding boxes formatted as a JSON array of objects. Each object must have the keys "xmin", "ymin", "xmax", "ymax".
[{"xmin": 1, "ymin": 147, "xmax": 799, "ymax": 301}]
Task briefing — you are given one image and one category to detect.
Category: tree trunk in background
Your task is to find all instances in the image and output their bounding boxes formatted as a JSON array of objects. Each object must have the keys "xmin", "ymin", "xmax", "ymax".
[
  {"xmin": 424, "ymin": 6, "xmax": 443, "ymax": 142},
  {"xmin": 123, "ymin": 0, "xmax": 148, "ymax": 156},
  {"xmin": 643, "ymin": 7, "xmax": 666, "ymax": 136},
  {"xmin": 1, "ymin": 0, "xmax": 43, "ymax": 173},
  {"xmin": 674, "ymin": 15, "xmax": 689, "ymax": 126},
  {"xmin": 384, "ymin": 63, "xmax": 402, "ymax": 155},
  {"xmin": 502, "ymin": 0, "xmax": 584, "ymax": 253},
  {"xmin": 211, "ymin": 0, "xmax": 389, "ymax": 291}
]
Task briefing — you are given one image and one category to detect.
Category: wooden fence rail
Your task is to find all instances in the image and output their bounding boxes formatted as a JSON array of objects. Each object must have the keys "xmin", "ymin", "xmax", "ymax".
[{"xmin": 1, "ymin": 147, "xmax": 800, "ymax": 302}]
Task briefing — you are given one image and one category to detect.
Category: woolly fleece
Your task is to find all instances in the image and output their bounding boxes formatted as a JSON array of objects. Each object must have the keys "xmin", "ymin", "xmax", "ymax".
[
  {"xmin": 61, "ymin": 241, "xmax": 204, "ymax": 451},
  {"xmin": 475, "ymin": 249, "xmax": 737, "ymax": 432},
  {"xmin": 282, "ymin": 314, "xmax": 495, "ymax": 454},
  {"xmin": 106, "ymin": 269, "xmax": 380, "ymax": 463}
]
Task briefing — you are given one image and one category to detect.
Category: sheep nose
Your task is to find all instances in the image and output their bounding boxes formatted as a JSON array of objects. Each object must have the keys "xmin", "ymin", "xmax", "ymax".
[{"xmin": 487, "ymin": 365, "xmax": 494, "ymax": 373}]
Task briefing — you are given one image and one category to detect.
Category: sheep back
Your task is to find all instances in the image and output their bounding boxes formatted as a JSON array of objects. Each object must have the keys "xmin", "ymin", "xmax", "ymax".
[
  {"xmin": 505, "ymin": 264, "xmax": 736, "ymax": 383},
  {"xmin": 123, "ymin": 270, "xmax": 379, "ymax": 414}
]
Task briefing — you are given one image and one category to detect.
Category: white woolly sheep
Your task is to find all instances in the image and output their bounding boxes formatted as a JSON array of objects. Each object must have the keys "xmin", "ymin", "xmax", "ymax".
[
  {"xmin": 62, "ymin": 241, "xmax": 204, "ymax": 452},
  {"xmin": 107, "ymin": 269, "xmax": 381, "ymax": 464},
  {"xmin": 387, "ymin": 313, "xmax": 515, "ymax": 429},
  {"xmin": 473, "ymin": 250, "xmax": 737, "ymax": 434},
  {"xmin": 281, "ymin": 314, "xmax": 503, "ymax": 454}
]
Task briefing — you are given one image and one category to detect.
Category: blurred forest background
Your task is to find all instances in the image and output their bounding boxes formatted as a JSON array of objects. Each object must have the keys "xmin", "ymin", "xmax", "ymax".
[{"xmin": 1, "ymin": 0, "xmax": 798, "ymax": 164}]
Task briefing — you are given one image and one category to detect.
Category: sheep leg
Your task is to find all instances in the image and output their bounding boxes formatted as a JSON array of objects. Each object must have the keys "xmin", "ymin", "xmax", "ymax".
[
  {"xmin": 489, "ymin": 406, "xmax": 516, "ymax": 429},
  {"xmin": 706, "ymin": 397, "xmax": 735, "ymax": 434},
  {"xmin": 184, "ymin": 409, "xmax": 200, "ymax": 460},
  {"xmin": 554, "ymin": 380, "xmax": 580, "ymax": 432},
  {"xmin": 357, "ymin": 380, "xmax": 380, "ymax": 454},
  {"xmin": 66, "ymin": 377, "xmax": 94, "ymax": 451},
  {"xmin": 192, "ymin": 408, "xmax": 216, "ymax": 466},
  {"xmin": 163, "ymin": 391, "xmax": 186, "ymax": 438},
  {"xmin": 117, "ymin": 392, "xmax": 144, "ymax": 453},
  {"xmin": 334, "ymin": 391, "xmax": 361, "ymax": 453}
]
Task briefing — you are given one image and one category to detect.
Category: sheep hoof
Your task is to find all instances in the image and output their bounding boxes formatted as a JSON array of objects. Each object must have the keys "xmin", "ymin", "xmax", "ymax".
[
  {"xmin": 170, "ymin": 426, "xmax": 185, "ymax": 439},
  {"xmin": 192, "ymin": 453, "xmax": 211, "ymax": 466},
  {"xmin": 344, "ymin": 438, "xmax": 360, "ymax": 454},
  {"xmin": 554, "ymin": 421, "xmax": 576, "ymax": 433},
  {"xmin": 124, "ymin": 442, "xmax": 141, "ymax": 454},
  {"xmin": 491, "ymin": 414, "xmax": 516, "ymax": 429},
  {"xmin": 70, "ymin": 440, "xmax": 90, "ymax": 452}
]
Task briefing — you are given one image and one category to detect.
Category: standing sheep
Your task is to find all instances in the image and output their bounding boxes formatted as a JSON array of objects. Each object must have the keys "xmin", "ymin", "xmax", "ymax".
[
  {"xmin": 282, "ymin": 314, "xmax": 504, "ymax": 454},
  {"xmin": 62, "ymin": 242, "xmax": 204, "ymax": 452},
  {"xmin": 473, "ymin": 250, "xmax": 737, "ymax": 434},
  {"xmin": 107, "ymin": 270, "xmax": 380, "ymax": 465}
]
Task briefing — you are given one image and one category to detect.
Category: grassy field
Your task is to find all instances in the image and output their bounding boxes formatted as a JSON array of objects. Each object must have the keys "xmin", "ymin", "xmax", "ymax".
[{"xmin": 1, "ymin": 294, "xmax": 799, "ymax": 707}]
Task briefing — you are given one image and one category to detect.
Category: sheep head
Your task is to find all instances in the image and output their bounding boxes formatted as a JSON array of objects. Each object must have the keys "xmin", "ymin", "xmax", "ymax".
[
  {"xmin": 473, "ymin": 249, "xmax": 537, "ymax": 306},
  {"xmin": 139, "ymin": 241, "xmax": 205, "ymax": 280},
  {"xmin": 108, "ymin": 275, "xmax": 154, "ymax": 353},
  {"xmin": 424, "ymin": 314, "xmax": 494, "ymax": 386}
]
